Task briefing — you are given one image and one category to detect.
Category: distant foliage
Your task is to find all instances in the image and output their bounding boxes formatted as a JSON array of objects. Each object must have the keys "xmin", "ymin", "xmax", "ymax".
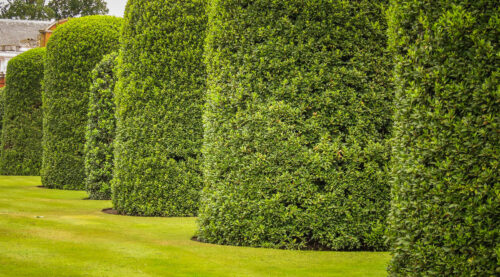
[
  {"xmin": 0, "ymin": 0, "xmax": 53, "ymax": 20},
  {"xmin": 48, "ymin": 0, "xmax": 108, "ymax": 20},
  {"xmin": 198, "ymin": 0, "xmax": 392, "ymax": 250},
  {"xmin": 388, "ymin": 0, "xmax": 499, "ymax": 275},
  {"xmin": 42, "ymin": 15, "xmax": 122, "ymax": 190},
  {"xmin": 84, "ymin": 52, "xmax": 117, "ymax": 200},
  {"xmin": 0, "ymin": 0, "xmax": 108, "ymax": 20},
  {"xmin": 113, "ymin": 0, "xmax": 207, "ymax": 216},
  {"xmin": 0, "ymin": 48, "xmax": 45, "ymax": 176}
]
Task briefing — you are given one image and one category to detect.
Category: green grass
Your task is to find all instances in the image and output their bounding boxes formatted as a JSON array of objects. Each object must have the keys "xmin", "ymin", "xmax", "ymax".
[{"xmin": 0, "ymin": 176, "xmax": 390, "ymax": 276}]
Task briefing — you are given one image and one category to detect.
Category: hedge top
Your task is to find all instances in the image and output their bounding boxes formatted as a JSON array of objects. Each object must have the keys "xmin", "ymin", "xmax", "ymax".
[
  {"xmin": 5, "ymin": 47, "xmax": 45, "ymax": 75},
  {"xmin": 3, "ymin": 47, "xmax": 45, "ymax": 105},
  {"xmin": 45, "ymin": 15, "xmax": 123, "ymax": 93}
]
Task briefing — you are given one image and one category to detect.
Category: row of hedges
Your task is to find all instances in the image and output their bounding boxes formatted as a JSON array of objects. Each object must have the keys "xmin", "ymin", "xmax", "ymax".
[
  {"xmin": 112, "ymin": 0, "xmax": 207, "ymax": 216},
  {"xmin": 197, "ymin": 0, "xmax": 392, "ymax": 250},
  {"xmin": 2, "ymin": 1, "xmax": 496, "ymax": 274},
  {"xmin": 387, "ymin": 0, "xmax": 499, "ymax": 275},
  {"xmin": 42, "ymin": 15, "xmax": 122, "ymax": 190},
  {"xmin": 0, "ymin": 48, "xmax": 45, "ymax": 176},
  {"xmin": 84, "ymin": 52, "xmax": 118, "ymax": 200}
]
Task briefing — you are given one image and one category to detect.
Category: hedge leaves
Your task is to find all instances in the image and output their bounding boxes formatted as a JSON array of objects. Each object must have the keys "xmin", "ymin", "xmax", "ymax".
[
  {"xmin": 388, "ymin": 0, "xmax": 499, "ymax": 275},
  {"xmin": 113, "ymin": 0, "xmax": 207, "ymax": 216},
  {"xmin": 0, "ymin": 48, "xmax": 45, "ymax": 176},
  {"xmin": 198, "ymin": 0, "xmax": 392, "ymax": 250},
  {"xmin": 84, "ymin": 52, "xmax": 118, "ymax": 200},
  {"xmin": 42, "ymin": 15, "xmax": 122, "ymax": 190}
]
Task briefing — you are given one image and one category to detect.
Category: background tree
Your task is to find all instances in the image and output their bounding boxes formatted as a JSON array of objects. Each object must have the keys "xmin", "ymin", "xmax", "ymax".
[
  {"xmin": 0, "ymin": 0, "xmax": 107, "ymax": 20},
  {"xmin": 47, "ymin": 0, "xmax": 108, "ymax": 19},
  {"xmin": 0, "ymin": 0, "xmax": 54, "ymax": 20}
]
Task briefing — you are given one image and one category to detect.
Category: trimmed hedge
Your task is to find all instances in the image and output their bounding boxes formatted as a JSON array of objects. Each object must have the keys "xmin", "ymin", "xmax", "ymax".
[
  {"xmin": 84, "ymin": 52, "xmax": 118, "ymax": 200},
  {"xmin": 387, "ymin": 1, "xmax": 499, "ymax": 275},
  {"xmin": 0, "ymin": 87, "xmax": 4, "ymax": 140},
  {"xmin": 113, "ymin": 0, "xmax": 207, "ymax": 216},
  {"xmin": 42, "ymin": 15, "xmax": 122, "ymax": 190},
  {"xmin": 0, "ymin": 48, "xmax": 45, "ymax": 176},
  {"xmin": 198, "ymin": 1, "xmax": 392, "ymax": 250},
  {"xmin": 0, "ymin": 86, "xmax": 5, "ymax": 159}
]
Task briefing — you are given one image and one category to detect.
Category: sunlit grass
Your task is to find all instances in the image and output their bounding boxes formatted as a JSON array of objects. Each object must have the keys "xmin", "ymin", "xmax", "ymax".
[{"xmin": 0, "ymin": 176, "xmax": 389, "ymax": 276}]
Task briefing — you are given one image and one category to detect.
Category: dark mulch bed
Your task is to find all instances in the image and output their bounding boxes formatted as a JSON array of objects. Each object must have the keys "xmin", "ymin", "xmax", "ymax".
[
  {"xmin": 190, "ymin": 236, "xmax": 334, "ymax": 251},
  {"xmin": 102, "ymin": 208, "xmax": 119, "ymax": 215},
  {"xmin": 191, "ymin": 236, "xmax": 201, "ymax": 242}
]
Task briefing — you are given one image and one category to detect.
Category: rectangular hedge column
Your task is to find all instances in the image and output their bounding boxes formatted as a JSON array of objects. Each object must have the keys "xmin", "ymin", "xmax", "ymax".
[
  {"xmin": 198, "ymin": 0, "xmax": 392, "ymax": 250},
  {"xmin": 387, "ymin": 1, "xmax": 499, "ymax": 275},
  {"xmin": 0, "ymin": 48, "xmax": 45, "ymax": 176},
  {"xmin": 42, "ymin": 16, "xmax": 122, "ymax": 190},
  {"xmin": 84, "ymin": 52, "xmax": 118, "ymax": 200},
  {"xmin": 112, "ymin": 0, "xmax": 207, "ymax": 216}
]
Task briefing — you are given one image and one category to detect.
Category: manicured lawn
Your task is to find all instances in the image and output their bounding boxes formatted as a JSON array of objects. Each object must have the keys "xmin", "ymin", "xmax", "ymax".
[{"xmin": 0, "ymin": 176, "xmax": 390, "ymax": 276}]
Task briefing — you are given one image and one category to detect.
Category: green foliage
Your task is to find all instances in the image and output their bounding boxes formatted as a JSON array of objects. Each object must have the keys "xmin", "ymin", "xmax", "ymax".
[
  {"xmin": 0, "ymin": 176, "xmax": 391, "ymax": 277},
  {"xmin": 0, "ymin": 0, "xmax": 54, "ymax": 20},
  {"xmin": 48, "ymin": 0, "xmax": 109, "ymax": 20},
  {"xmin": 0, "ymin": 48, "xmax": 45, "ymax": 176},
  {"xmin": 42, "ymin": 15, "xmax": 122, "ymax": 190},
  {"xmin": 84, "ymin": 52, "xmax": 117, "ymax": 200},
  {"xmin": 387, "ymin": 1, "xmax": 499, "ymax": 275},
  {"xmin": 0, "ymin": 87, "xmax": 4, "ymax": 148},
  {"xmin": 113, "ymin": 0, "xmax": 207, "ymax": 216},
  {"xmin": 198, "ymin": 0, "xmax": 392, "ymax": 250},
  {"xmin": 0, "ymin": 0, "xmax": 107, "ymax": 20},
  {"xmin": 0, "ymin": 87, "xmax": 4, "ymax": 130}
]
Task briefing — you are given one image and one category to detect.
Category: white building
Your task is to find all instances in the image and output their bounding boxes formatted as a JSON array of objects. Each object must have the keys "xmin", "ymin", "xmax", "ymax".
[{"xmin": 0, "ymin": 19, "xmax": 52, "ymax": 87}]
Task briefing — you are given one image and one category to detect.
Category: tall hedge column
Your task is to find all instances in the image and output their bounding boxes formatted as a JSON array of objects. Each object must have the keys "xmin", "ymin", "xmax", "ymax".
[
  {"xmin": 0, "ymin": 87, "xmax": 4, "ymax": 138},
  {"xmin": 42, "ymin": 16, "xmax": 122, "ymax": 190},
  {"xmin": 0, "ymin": 48, "xmax": 45, "ymax": 175},
  {"xmin": 85, "ymin": 53, "xmax": 118, "ymax": 200},
  {"xmin": 388, "ymin": 1, "xmax": 499, "ymax": 275},
  {"xmin": 198, "ymin": 0, "xmax": 392, "ymax": 250},
  {"xmin": 113, "ymin": 0, "xmax": 206, "ymax": 216}
]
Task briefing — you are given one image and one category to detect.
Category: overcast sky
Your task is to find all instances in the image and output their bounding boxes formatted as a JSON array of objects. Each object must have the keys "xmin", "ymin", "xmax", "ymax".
[{"xmin": 106, "ymin": 0, "xmax": 127, "ymax": 17}]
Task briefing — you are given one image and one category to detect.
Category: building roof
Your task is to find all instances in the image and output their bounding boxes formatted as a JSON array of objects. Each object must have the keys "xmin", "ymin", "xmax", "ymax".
[
  {"xmin": 41, "ymin": 18, "xmax": 68, "ymax": 33},
  {"xmin": 0, "ymin": 19, "xmax": 51, "ymax": 47}
]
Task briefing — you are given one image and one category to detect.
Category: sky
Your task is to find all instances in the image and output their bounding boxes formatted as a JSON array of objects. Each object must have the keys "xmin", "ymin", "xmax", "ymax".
[{"xmin": 106, "ymin": 0, "xmax": 127, "ymax": 17}]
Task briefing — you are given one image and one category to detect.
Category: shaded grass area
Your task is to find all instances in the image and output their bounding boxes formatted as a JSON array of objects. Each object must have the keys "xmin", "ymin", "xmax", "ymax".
[{"xmin": 0, "ymin": 176, "xmax": 390, "ymax": 276}]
